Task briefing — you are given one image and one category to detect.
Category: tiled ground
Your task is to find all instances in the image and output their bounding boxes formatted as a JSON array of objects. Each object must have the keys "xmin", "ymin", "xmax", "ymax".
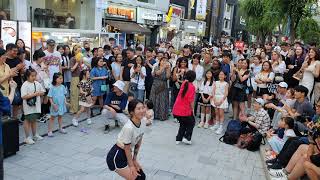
[{"xmin": 4, "ymin": 115, "xmax": 266, "ymax": 180}]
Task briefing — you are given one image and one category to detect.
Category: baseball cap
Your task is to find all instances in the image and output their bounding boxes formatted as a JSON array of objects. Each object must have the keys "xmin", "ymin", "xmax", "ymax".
[
  {"xmin": 254, "ymin": 98, "xmax": 265, "ymax": 106},
  {"xmin": 46, "ymin": 39, "xmax": 56, "ymax": 45},
  {"xmin": 278, "ymin": 82, "xmax": 288, "ymax": 89},
  {"xmin": 113, "ymin": 80, "xmax": 125, "ymax": 92}
]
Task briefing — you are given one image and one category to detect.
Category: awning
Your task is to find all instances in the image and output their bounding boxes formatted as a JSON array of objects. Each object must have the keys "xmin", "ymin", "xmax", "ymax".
[{"xmin": 106, "ymin": 20, "xmax": 151, "ymax": 34}]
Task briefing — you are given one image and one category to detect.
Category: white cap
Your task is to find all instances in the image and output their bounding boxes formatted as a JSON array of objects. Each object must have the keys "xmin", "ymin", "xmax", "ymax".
[
  {"xmin": 113, "ymin": 80, "xmax": 125, "ymax": 92},
  {"xmin": 254, "ymin": 98, "xmax": 265, "ymax": 106},
  {"xmin": 278, "ymin": 82, "xmax": 288, "ymax": 88}
]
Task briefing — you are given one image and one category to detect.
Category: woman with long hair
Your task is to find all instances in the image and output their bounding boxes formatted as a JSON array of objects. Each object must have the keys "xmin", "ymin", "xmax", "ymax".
[
  {"xmin": 271, "ymin": 51, "xmax": 286, "ymax": 84},
  {"xmin": 255, "ymin": 61, "xmax": 275, "ymax": 97},
  {"xmin": 61, "ymin": 45, "xmax": 72, "ymax": 97},
  {"xmin": 172, "ymin": 57, "xmax": 189, "ymax": 106},
  {"xmin": 286, "ymin": 45, "xmax": 305, "ymax": 88},
  {"xmin": 129, "ymin": 55, "xmax": 146, "ymax": 101},
  {"xmin": 173, "ymin": 70, "xmax": 196, "ymax": 145},
  {"xmin": 15, "ymin": 39, "xmax": 30, "ymax": 61}
]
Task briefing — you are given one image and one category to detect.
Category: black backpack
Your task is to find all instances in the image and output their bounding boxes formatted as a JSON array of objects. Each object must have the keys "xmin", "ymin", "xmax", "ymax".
[
  {"xmin": 246, "ymin": 132, "xmax": 265, "ymax": 151},
  {"xmin": 219, "ymin": 120, "xmax": 242, "ymax": 145}
]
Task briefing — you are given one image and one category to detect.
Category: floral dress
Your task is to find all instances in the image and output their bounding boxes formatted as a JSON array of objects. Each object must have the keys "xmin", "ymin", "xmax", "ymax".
[{"xmin": 78, "ymin": 79, "xmax": 93, "ymax": 107}]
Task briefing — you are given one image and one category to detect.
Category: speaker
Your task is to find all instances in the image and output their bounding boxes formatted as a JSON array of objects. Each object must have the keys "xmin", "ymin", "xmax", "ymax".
[{"xmin": 2, "ymin": 119, "xmax": 19, "ymax": 158}]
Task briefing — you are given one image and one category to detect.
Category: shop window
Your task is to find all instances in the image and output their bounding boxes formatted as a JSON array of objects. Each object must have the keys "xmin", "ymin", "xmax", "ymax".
[
  {"xmin": 0, "ymin": 0, "xmax": 11, "ymax": 20},
  {"xmin": 28, "ymin": 0, "xmax": 95, "ymax": 30},
  {"xmin": 224, "ymin": 20, "xmax": 229, "ymax": 29}
]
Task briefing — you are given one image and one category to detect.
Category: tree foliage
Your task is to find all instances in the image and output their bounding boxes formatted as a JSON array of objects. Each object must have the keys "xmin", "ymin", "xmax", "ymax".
[{"xmin": 297, "ymin": 18, "xmax": 320, "ymax": 44}]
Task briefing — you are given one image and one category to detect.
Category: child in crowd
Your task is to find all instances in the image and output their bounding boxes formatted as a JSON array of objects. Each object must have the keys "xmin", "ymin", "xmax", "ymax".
[
  {"xmin": 124, "ymin": 92, "xmax": 134, "ymax": 115},
  {"xmin": 267, "ymin": 117, "xmax": 296, "ymax": 155},
  {"xmin": 198, "ymin": 70, "xmax": 214, "ymax": 129},
  {"xmin": 21, "ymin": 68, "xmax": 45, "ymax": 144},
  {"xmin": 144, "ymin": 100, "xmax": 154, "ymax": 126},
  {"xmin": 72, "ymin": 69, "xmax": 93, "ymax": 127},
  {"xmin": 47, "ymin": 72, "xmax": 69, "ymax": 137},
  {"xmin": 211, "ymin": 71, "xmax": 229, "ymax": 134}
]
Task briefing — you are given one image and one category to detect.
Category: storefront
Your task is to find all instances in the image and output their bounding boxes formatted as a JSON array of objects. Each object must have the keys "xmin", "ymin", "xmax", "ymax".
[
  {"xmin": 0, "ymin": 0, "xmax": 14, "ymax": 20},
  {"xmin": 137, "ymin": 7, "xmax": 165, "ymax": 47},
  {"xmin": 180, "ymin": 20, "xmax": 206, "ymax": 46},
  {"xmin": 104, "ymin": 3, "xmax": 151, "ymax": 49}
]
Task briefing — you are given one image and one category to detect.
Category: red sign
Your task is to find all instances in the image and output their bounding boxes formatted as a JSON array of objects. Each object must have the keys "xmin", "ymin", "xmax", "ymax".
[{"xmin": 235, "ymin": 41, "xmax": 244, "ymax": 52}]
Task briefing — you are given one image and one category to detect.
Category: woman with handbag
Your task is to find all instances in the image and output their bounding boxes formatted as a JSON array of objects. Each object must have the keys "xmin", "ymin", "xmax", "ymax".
[
  {"xmin": 255, "ymin": 61, "xmax": 275, "ymax": 97},
  {"xmin": 149, "ymin": 57, "xmax": 171, "ymax": 121},
  {"xmin": 72, "ymin": 69, "xmax": 93, "ymax": 127},
  {"xmin": 90, "ymin": 57, "xmax": 109, "ymax": 113},
  {"xmin": 271, "ymin": 51, "xmax": 286, "ymax": 84},
  {"xmin": 298, "ymin": 48, "xmax": 320, "ymax": 102},
  {"xmin": 129, "ymin": 56, "xmax": 146, "ymax": 101}
]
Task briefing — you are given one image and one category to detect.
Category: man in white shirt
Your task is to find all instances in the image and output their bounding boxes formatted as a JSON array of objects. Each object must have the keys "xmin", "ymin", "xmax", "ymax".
[{"xmin": 43, "ymin": 39, "xmax": 61, "ymax": 81}]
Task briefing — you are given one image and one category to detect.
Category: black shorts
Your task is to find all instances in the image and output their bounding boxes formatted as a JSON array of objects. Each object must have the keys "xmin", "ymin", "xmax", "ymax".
[
  {"xmin": 311, "ymin": 154, "xmax": 320, "ymax": 167},
  {"xmin": 256, "ymin": 87, "xmax": 270, "ymax": 97},
  {"xmin": 106, "ymin": 144, "xmax": 128, "ymax": 171}
]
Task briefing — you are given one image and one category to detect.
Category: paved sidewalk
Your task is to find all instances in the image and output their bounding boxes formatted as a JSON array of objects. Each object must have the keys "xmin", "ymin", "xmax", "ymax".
[{"xmin": 4, "ymin": 115, "xmax": 266, "ymax": 180}]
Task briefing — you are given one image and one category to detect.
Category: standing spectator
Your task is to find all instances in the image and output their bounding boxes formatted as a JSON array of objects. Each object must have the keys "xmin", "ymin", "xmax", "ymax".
[
  {"xmin": 298, "ymin": 47, "xmax": 320, "ymax": 101},
  {"xmin": 69, "ymin": 45, "xmax": 82, "ymax": 113},
  {"xmin": 102, "ymin": 80, "xmax": 128, "ymax": 133},
  {"xmin": 271, "ymin": 51, "xmax": 286, "ymax": 84},
  {"xmin": 5, "ymin": 43, "xmax": 25, "ymax": 120},
  {"xmin": 144, "ymin": 48, "xmax": 156, "ymax": 100},
  {"xmin": 136, "ymin": 46, "xmax": 143, "ymax": 56},
  {"xmin": 16, "ymin": 39, "xmax": 30, "ymax": 61},
  {"xmin": 121, "ymin": 48, "xmax": 136, "ymax": 93},
  {"xmin": 172, "ymin": 57, "xmax": 188, "ymax": 106},
  {"xmin": 129, "ymin": 55, "xmax": 146, "ymax": 101},
  {"xmin": 17, "ymin": 48, "xmax": 31, "ymax": 71},
  {"xmin": 61, "ymin": 45, "xmax": 72, "ymax": 97},
  {"xmin": 210, "ymin": 59, "xmax": 222, "ymax": 80},
  {"xmin": 0, "ymin": 48, "xmax": 16, "ymax": 97},
  {"xmin": 173, "ymin": 70, "xmax": 196, "ymax": 145},
  {"xmin": 198, "ymin": 70, "xmax": 214, "ymax": 128},
  {"xmin": 21, "ymin": 68, "xmax": 45, "ymax": 144},
  {"xmin": 91, "ymin": 57, "xmax": 109, "ymax": 113},
  {"xmin": 286, "ymin": 45, "xmax": 305, "ymax": 88},
  {"xmin": 255, "ymin": 61, "xmax": 275, "ymax": 97},
  {"xmin": 250, "ymin": 55, "xmax": 262, "ymax": 95},
  {"xmin": 149, "ymin": 57, "xmax": 171, "ymax": 121},
  {"xmin": 111, "ymin": 54, "xmax": 123, "ymax": 82},
  {"xmin": 201, "ymin": 52, "xmax": 212, "ymax": 75},
  {"xmin": 43, "ymin": 39, "xmax": 62, "ymax": 81},
  {"xmin": 221, "ymin": 51, "xmax": 234, "ymax": 82}
]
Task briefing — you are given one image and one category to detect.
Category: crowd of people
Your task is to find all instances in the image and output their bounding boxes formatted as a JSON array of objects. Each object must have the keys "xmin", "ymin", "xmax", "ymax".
[{"xmin": 0, "ymin": 37, "xmax": 320, "ymax": 180}]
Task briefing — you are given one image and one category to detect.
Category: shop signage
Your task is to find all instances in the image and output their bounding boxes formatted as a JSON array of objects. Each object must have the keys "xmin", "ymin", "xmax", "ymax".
[
  {"xmin": 137, "ymin": 7, "xmax": 164, "ymax": 25},
  {"xmin": 51, "ymin": 32, "xmax": 80, "ymax": 37},
  {"xmin": 106, "ymin": 6, "xmax": 136, "ymax": 21},
  {"xmin": 18, "ymin": 21, "xmax": 32, "ymax": 50},
  {"xmin": 235, "ymin": 41, "xmax": 245, "ymax": 51},
  {"xmin": 171, "ymin": 5, "xmax": 184, "ymax": 18},
  {"xmin": 0, "ymin": 20, "xmax": 17, "ymax": 48},
  {"xmin": 196, "ymin": 0, "xmax": 207, "ymax": 20}
]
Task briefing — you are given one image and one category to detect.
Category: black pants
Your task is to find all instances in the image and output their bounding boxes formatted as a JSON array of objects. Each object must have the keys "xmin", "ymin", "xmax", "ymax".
[
  {"xmin": 175, "ymin": 115, "xmax": 195, "ymax": 141},
  {"xmin": 194, "ymin": 93, "xmax": 200, "ymax": 116},
  {"xmin": 0, "ymin": 145, "xmax": 3, "ymax": 180},
  {"xmin": 145, "ymin": 78, "xmax": 153, "ymax": 100},
  {"xmin": 276, "ymin": 137, "xmax": 304, "ymax": 167}
]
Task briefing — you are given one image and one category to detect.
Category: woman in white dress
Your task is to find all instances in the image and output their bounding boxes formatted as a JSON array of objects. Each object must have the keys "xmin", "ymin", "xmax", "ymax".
[
  {"xmin": 299, "ymin": 48, "xmax": 320, "ymax": 102},
  {"xmin": 271, "ymin": 51, "xmax": 286, "ymax": 83}
]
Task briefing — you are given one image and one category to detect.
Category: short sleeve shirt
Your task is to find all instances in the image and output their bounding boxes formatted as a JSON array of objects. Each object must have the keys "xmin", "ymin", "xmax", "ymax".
[
  {"xmin": 172, "ymin": 81, "xmax": 196, "ymax": 116},
  {"xmin": 21, "ymin": 81, "xmax": 45, "ymax": 115},
  {"xmin": 117, "ymin": 119, "xmax": 146, "ymax": 150},
  {"xmin": 293, "ymin": 99, "xmax": 315, "ymax": 117}
]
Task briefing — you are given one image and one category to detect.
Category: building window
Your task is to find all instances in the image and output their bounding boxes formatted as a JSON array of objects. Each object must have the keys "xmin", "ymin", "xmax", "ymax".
[
  {"xmin": 0, "ymin": 0, "xmax": 11, "ymax": 20},
  {"xmin": 224, "ymin": 20, "xmax": 229, "ymax": 29},
  {"xmin": 28, "ymin": 0, "xmax": 95, "ymax": 30},
  {"xmin": 226, "ymin": 4, "xmax": 231, "ymax": 13}
]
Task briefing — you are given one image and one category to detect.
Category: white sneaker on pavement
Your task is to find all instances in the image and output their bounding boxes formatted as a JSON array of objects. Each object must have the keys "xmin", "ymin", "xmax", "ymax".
[
  {"xmin": 197, "ymin": 121, "xmax": 204, "ymax": 128},
  {"xmin": 182, "ymin": 138, "xmax": 192, "ymax": 145},
  {"xmin": 72, "ymin": 118, "xmax": 78, "ymax": 127},
  {"xmin": 48, "ymin": 131, "xmax": 54, "ymax": 137},
  {"xmin": 87, "ymin": 118, "xmax": 92, "ymax": 125},
  {"xmin": 215, "ymin": 126, "xmax": 223, "ymax": 135},
  {"xmin": 24, "ymin": 137, "xmax": 35, "ymax": 144},
  {"xmin": 33, "ymin": 134, "xmax": 43, "ymax": 141},
  {"xmin": 59, "ymin": 128, "xmax": 67, "ymax": 134},
  {"xmin": 176, "ymin": 141, "xmax": 181, "ymax": 145},
  {"xmin": 204, "ymin": 123, "xmax": 209, "ymax": 129},
  {"xmin": 269, "ymin": 169, "xmax": 287, "ymax": 178},
  {"xmin": 210, "ymin": 124, "xmax": 219, "ymax": 131}
]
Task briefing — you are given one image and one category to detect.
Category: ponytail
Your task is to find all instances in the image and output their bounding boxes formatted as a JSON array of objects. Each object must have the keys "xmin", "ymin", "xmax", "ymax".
[{"xmin": 181, "ymin": 81, "xmax": 189, "ymax": 98}]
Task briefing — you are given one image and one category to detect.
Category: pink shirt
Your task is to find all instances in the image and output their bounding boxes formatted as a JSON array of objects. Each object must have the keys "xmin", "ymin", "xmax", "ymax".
[{"xmin": 173, "ymin": 81, "xmax": 196, "ymax": 116}]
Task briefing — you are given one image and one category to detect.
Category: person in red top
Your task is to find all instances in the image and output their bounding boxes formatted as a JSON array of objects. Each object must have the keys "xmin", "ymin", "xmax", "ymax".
[{"xmin": 173, "ymin": 70, "xmax": 196, "ymax": 145}]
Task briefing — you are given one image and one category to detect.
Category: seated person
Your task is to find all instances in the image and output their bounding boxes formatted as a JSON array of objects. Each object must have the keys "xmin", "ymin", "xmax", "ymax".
[
  {"xmin": 102, "ymin": 80, "xmax": 128, "ymax": 133},
  {"xmin": 143, "ymin": 100, "xmax": 154, "ymax": 126},
  {"xmin": 240, "ymin": 98, "xmax": 271, "ymax": 136},
  {"xmin": 267, "ymin": 117, "xmax": 296, "ymax": 154}
]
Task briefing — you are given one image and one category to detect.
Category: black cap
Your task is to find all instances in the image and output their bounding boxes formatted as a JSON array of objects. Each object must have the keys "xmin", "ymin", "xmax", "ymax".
[
  {"xmin": 46, "ymin": 39, "xmax": 56, "ymax": 45},
  {"xmin": 0, "ymin": 48, "xmax": 6, "ymax": 56}
]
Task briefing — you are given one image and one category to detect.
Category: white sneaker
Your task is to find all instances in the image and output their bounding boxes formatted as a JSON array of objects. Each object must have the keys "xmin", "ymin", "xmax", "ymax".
[
  {"xmin": 33, "ymin": 134, "xmax": 43, "ymax": 141},
  {"xmin": 48, "ymin": 131, "xmax": 54, "ymax": 137},
  {"xmin": 182, "ymin": 138, "xmax": 192, "ymax": 145},
  {"xmin": 210, "ymin": 124, "xmax": 219, "ymax": 131},
  {"xmin": 24, "ymin": 137, "xmax": 35, "ymax": 144},
  {"xmin": 87, "ymin": 118, "xmax": 92, "ymax": 125},
  {"xmin": 176, "ymin": 141, "xmax": 181, "ymax": 145},
  {"xmin": 72, "ymin": 118, "xmax": 78, "ymax": 127},
  {"xmin": 197, "ymin": 121, "xmax": 204, "ymax": 128},
  {"xmin": 269, "ymin": 169, "xmax": 287, "ymax": 178},
  {"xmin": 215, "ymin": 126, "xmax": 223, "ymax": 135},
  {"xmin": 59, "ymin": 128, "xmax": 67, "ymax": 134},
  {"xmin": 204, "ymin": 123, "xmax": 209, "ymax": 129}
]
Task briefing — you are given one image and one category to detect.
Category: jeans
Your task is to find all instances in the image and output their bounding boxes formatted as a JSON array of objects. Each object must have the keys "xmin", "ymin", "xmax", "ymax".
[
  {"xmin": 0, "ymin": 145, "xmax": 3, "ymax": 180},
  {"xmin": 175, "ymin": 115, "xmax": 195, "ymax": 141},
  {"xmin": 101, "ymin": 108, "xmax": 129, "ymax": 125},
  {"xmin": 133, "ymin": 89, "xmax": 145, "ymax": 102},
  {"xmin": 64, "ymin": 82, "xmax": 71, "ymax": 97}
]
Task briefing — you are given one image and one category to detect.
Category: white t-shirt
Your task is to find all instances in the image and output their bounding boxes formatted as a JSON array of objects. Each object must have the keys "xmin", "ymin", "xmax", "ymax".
[
  {"xmin": 21, "ymin": 81, "xmax": 45, "ymax": 115},
  {"xmin": 117, "ymin": 119, "xmax": 146, "ymax": 150},
  {"xmin": 130, "ymin": 66, "xmax": 146, "ymax": 90},
  {"xmin": 43, "ymin": 50, "xmax": 61, "ymax": 81},
  {"xmin": 199, "ymin": 81, "xmax": 214, "ymax": 95}
]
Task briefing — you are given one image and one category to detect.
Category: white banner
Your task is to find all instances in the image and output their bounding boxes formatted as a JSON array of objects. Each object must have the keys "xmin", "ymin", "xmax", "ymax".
[
  {"xmin": 1, "ymin": 20, "xmax": 17, "ymax": 48},
  {"xmin": 18, "ymin": 22, "xmax": 32, "ymax": 50},
  {"xmin": 196, "ymin": 0, "xmax": 207, "ymax": 20}
]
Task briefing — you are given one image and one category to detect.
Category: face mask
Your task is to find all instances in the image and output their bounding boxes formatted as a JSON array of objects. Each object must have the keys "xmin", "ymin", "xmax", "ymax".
[{"xmin": 85, "ymin": 47, "xmax": 90, "ymax": 52}]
